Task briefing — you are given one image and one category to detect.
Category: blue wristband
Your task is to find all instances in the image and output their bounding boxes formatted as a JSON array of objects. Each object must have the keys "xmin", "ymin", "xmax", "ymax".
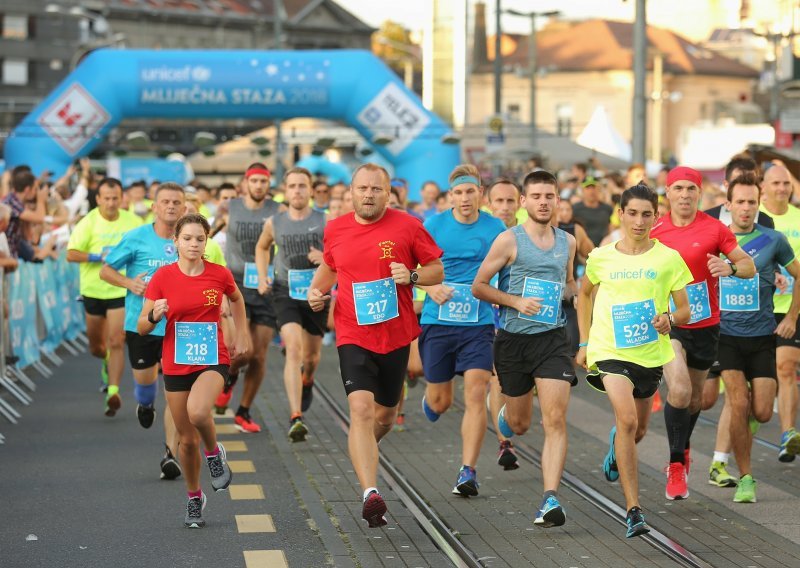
[
  {"xmin": 88, "ymin": 253, "xmax": 102, "ymax": 263},
  {"xmin": 578, "ymin": 342, "xmax": 588, "ymax": 348}
]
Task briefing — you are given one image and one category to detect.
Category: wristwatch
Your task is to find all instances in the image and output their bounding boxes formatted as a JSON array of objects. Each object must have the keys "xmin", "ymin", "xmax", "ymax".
[
  {"xmin": 726, "ymin": 259, "xmax": 738, "ymax": 276},
  {"xmin": 409, "ymin": 270, "xmax": 419, "ymax": 285}
]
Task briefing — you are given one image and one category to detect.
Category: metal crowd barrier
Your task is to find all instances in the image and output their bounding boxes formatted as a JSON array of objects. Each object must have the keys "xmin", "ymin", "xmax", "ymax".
[{"xmin": 0, "ymin": 254, "xmax": 88, "ymax": 443}]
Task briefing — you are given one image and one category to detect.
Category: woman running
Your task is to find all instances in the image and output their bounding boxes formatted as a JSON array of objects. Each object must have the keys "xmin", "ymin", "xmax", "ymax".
[{"xmin": 138, "ymin": 213, "xmax": 250, "ymax": 528}]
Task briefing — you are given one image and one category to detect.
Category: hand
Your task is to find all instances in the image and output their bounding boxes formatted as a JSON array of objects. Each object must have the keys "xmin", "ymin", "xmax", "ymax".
[
  {"xmin": 427, "ymin": 284, "xmax": 454, "ymax": 305},
  {"xmin": 153, "ymin": 298, "xmax": 169, "ymax": 320},
  {"xmin": 230, "ymin": 330, "xmax": 252, "ymax": 359},
  {"xmin": 308, "ymin": 288, "xmax": 331, "ymax": 312},
  {"xmin": 575, "ymin": 346, "xmax": 588, "ymax": 370},
  {"xmin": 390, "ymin": 262, "xmax": 411, "ymax": 285},
  {"xmin": 80, "ymin": 158, "xmax": 91, "ymax": 175},
  {"xmin": 707, "ymin": 254, "xmax": 733, "ymax": 278},
  {"xmin": 514, "ymin": 295, "xmax": 543, "ymax": 317},
  {"xmin": 776, "ymin": 316, "xmax": 797, "ymax": 339},
  {"xmin": 652, "ymin": 313, "xmax": 671, "ymax": 335},
  {"xmin": 775, "ymin": 272, "xmax": 789, "ymax": 294},
  {"xmin": 257, "ymin": 277, "xmax": 272, "ymax": 296},
  {"xmin": 37, "ymin": 185, "xmax": 49, "ymax": 201},
  {"xmin": 128, "ymin": 271, "xmax": 148, "ymax": 296},
  {"xmin": 307, "ymin": 246, "xmax": 324, "ymax": 266}
]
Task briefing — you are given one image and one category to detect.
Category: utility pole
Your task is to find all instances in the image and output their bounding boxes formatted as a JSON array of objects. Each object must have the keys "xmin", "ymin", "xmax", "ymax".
[
  {"xmin": 274, "ymin": 0, "xmax": 285, "ymax": 180},
  {"xmin": 632, "ymin": 0, "xmax": 647, "ymax": 164},
  {"xmin": 494, "ymin": 0, "xmax": 502, "ymax": 115}
]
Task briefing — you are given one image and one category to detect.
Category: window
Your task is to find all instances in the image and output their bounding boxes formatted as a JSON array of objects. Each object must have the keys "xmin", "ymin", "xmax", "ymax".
[
  {"xmin": 2, "ymin": 58, "xmax": 29, "ymax": 85},
  {"xmin": 2, "ymin": 14, "xmax": 28, "ymax": 40}
]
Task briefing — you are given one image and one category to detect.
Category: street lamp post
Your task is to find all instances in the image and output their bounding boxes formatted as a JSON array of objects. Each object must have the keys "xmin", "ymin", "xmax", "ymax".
[
  {"xmin": 505, "ymin": 9, "xmax": 560, "ymax": 151},
  {"xmin": 274, "ymin": 0, "xmax": 285, "ymax": 181},
  {"xmin": 632, "ymin": 0, "xmax": 647, "ymax": 164}
]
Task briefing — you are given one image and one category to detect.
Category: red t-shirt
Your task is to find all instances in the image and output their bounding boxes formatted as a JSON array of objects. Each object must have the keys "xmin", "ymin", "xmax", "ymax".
[
  {"xmin": 145, "ymin": 261, "xmax": 237, "ymax": 375},
  {"xmin": 651, "ymin": 210, "xmax": 738, "ymax": 328},
  {"xmin": 323, "ymin": 208, "xmax": 442, "ymax": 354}
]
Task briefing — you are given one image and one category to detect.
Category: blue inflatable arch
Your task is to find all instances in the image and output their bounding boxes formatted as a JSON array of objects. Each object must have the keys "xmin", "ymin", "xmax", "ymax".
[{"xmin": 5, "ymin": 49, "xmax": 460, "ymax": 195}]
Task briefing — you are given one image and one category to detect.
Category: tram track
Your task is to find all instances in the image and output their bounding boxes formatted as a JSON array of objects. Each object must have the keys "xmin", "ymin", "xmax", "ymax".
[{"xmin": 314, "ymin": 376, "xmax": 711, "ymax": 568}]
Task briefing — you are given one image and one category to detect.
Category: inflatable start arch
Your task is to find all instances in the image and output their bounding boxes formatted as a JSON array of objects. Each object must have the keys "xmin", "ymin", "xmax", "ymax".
[{"xmin": 5, "ymin": 49, "xmax": 460, "ymax": 194}]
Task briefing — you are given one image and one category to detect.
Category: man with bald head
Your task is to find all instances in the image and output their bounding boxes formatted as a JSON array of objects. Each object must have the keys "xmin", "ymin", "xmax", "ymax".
[{"xmin": 761, "ymin": 164, "xmax": 800, "ymax": 461}]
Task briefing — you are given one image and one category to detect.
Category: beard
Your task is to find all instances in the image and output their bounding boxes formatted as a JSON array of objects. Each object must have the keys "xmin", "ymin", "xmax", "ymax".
[{"xmin": 354, "ymin": 201, "xmax": 384, "ymax": 221}]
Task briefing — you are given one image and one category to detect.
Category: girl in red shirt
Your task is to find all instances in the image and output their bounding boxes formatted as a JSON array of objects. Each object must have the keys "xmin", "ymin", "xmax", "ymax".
[{"xmin": 138, "ymin": 213, "xmax": 250, "ymax": 528}]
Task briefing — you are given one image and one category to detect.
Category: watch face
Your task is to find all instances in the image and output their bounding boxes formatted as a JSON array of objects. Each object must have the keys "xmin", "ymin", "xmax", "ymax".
[{"xmin": 410, "ymin": 271, "xmax": 418, "ymax": 283}]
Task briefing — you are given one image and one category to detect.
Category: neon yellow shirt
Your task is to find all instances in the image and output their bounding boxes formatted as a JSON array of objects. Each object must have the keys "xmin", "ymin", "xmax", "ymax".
[
  {"xmin": 585, "ymin": 239, "xmax": 692, "ymax": 368},
  {"xmin": 128, "ymin": 199, "xmax": 154, "ymax": 224},
  {"xmin": 760, "ymin": 203, "xmax": 800, "ymax": 313},
  {"xmin": 68, "ymin": 208, "xmax": 142, "ymax": 299},
  {"xmin": 204, "ymin": 237, "xmax": 226, "ymax": 266}
]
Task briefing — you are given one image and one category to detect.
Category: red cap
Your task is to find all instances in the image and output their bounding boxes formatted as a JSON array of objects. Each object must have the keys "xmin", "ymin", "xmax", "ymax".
[{"xmin": 666, "ymin": 166, "xmax": 702, "ymax": 188}]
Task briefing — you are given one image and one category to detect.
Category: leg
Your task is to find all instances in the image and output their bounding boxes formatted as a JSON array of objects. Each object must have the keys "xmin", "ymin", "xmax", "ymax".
[
  {"xmin": 603, "ymin": 375, "xmax": 639, "ymax": 510},
  {"xmin": 503, "ymin": 389, "xmax": 537, "ymax": 436},
  {"xmin": 374, "ymin": 401, "xmax": 398, "ymax": 443},
  {"xmin": 722, "ymin": 371, "xmax": 751, "ymax": 475},
  {"xmin": 751, "ymin": 377, "xmax": 777, "ymax": 424},
  {"xmin": 163, "ymin": 396, "xmax": 180, "ymax": 455},
  {"xmin": 461, "ymin": 369, "xmax": 491, "ymax": 467},
  {"xmin": 776, "ymin": 346, "xmax": 800, "ymax": 432},
  {"xmin": 702, "ymin": 376, "xmax": 720, "ymax": 410},
  {"xmin": 489, "ymin": 372, "xmax": 508, "ymax": 441},
  {"xmin": 85, "ymin": 313, "xmax": 108, "ymax": 359},
  {"xmin": 347, "ymin": 390, "xmax": 381, "ymax": 491},
  {"xmin": 187, "ymin": 370, "xmax": 225, "ymax": 453},
  {"xmin": 240, "ymin": 322, "xmax": 273, "ymax": 409},
  {"xmin": 424, "ymin": 381, "xmax": 455, "ymax": 415},
  {"xmin": 534, "ymin": 378, "xmax": 571, "ymax": 493},
  {"xmin": 662, "ymin": 340, "xmax": 692, "ymax": 462},
  {"xmin": 104, "ymin": 307, "xmax": 126, "ymax": 390},
  {"xmin": 301, "ymin": 329, "xmax": 323, "ymax": 383},
  {"xmin": 165, "ymin": 390, "xmax": 201, "ymax": 492},
  {"xmin": 280, "ymin": 323, "xmax": 304, "ymax": 418}
]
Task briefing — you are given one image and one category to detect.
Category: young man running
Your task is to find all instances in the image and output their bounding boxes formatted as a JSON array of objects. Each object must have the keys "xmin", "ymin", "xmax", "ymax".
[
  {"xmin": 577, "ymin": 184, "xmax": 692, "ymax": 537},
  {"xmin": 218, "ymin": 163, "xmax": 283, "ymax": 433},
  {"xmin": 308, "ymin": 163, "xmax": 443, "ymax": 528},
  {"xmin": 473, "ymin": 170, "xmax": 578, "ymax": 528},
  {"xmin": 100, "ymin": 182, "xmax": 186, "ymax": 479},
  {"xmin": 714, "ymin": 175, "xmax": 800, "ymax": 501},
  {"xmin": 67, "ymin": 178, "xmax": 142, "ymax": 416},
  {"xmin": 418, "ymin": 165, "xmax": 505, "ymax": 496},
  {"xmin": 651, "ymin": 166, "xmax": 755, "ymax": 500},
  {"xmin": 255, "ymin": 167, "xmax": 327, "ymax": 442},
  {"xmin": 759, "ymin": 164, "xmax": 800, "ymax": 460}
]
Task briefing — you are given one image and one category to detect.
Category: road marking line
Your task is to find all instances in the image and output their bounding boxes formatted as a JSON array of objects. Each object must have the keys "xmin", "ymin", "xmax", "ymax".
[
  {"xmin": 229, "ymin": 460, "xmax": 256, "ymax": 473},
  {"xmin": 229, "ymin": 484, "xmax": 265, "ymax": 500},
  {"xmin": 223, "ymin": 440, "xmax": 248, "ymax": 452},
  {"xmin": 215, "ymin": 424, "xmax": 240, "ymax": 435},
  {"xmin": 213, "ymin": 409, "xmax": 235, "ymax": 420},
  {"xmin": 236, "ymin": 514, "xmax": 276, "ymax": 533},
  {"xmin": 243, "ymin": 550, "xmax": 287, "ymax": 568}
]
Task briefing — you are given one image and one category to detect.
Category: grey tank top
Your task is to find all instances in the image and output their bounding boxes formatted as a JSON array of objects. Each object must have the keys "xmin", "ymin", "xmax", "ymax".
[
  {"xmin": 272, "ymin": 209, "xmax": 325, "ymax": 284},
  {"xmin": 499, "ymin": 224, "xmax": 569, "ymax": 334},
  {"xmin": 225, "ymin": 198, "xmax": 281, "ymax": 279}
]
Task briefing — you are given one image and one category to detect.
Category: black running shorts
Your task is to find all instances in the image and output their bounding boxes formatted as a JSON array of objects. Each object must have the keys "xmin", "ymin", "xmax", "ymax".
[
  {"xmin": 587, "ymin": 359, "xmax": 663, "ymax": 399},
  {"xmin": 272, "ymin": 284, "xmax": 328, "ymax": 336},
  {"xmin": 83, "ymin": 296, "xmax": 125, "ymax": 316},
  {"xmin": 717, "ymin": 333, "xmax": 777, "ymax": 381},
  {"xmin": 493, "ymin": 327, "xmax": 577, "ymax": 397},
  {"xmin": 125, "ymin": 331, "xmax": 163, "ymax": 370},
  {"xmin": 337, "ymin": 344, "xmax": 410, "ymax": 407},
  {"xmin": 775, "ymin": 313, "xmax": 800, "ymax": 349},
  {"xmin": 163, "ymin": 364, "xmax": 229, "ymax": 393},
  {"xmin": 240, "ymin": 284, "xmax": 277, "ymax": 330},
  {"xmin": 669, "ymin": 324, "xmax": 720, "ymax": 371}
]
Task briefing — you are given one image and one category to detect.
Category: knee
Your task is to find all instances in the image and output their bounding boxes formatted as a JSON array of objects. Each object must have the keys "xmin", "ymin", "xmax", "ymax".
[
  {"xmin": 284, "ymin": 342, "xmax": 302, "ymax": 362},
  {"xmin": 349, "ymin": 399, "xmax": 374, "ymax": 423},
  {"xmin": 303, "ymin": 351, "xmax": 321, "ymax": 371},
  {"xmin": 634, "ymin": 425, "xmax": 648, "ymax": 443},
  {"xmin": 701, "ymin": 386, "xmax": 719, "ymax": 410},
  {"xmin": 668, "ymin": 384, "xmax": 692, "ymax": 407},
  {"xmin": 540, "ymin": 410, "xmax": 566, "ymax": 434},
  {"xmin": 777, "ymin": 359, "xmax": 798, "ymax": 381},
  {"xmin": 89, "ymin": 343, "xmax": 106, "ymax": 358},
  {"xmin": 188, "ymin": 407, "xmax": 210, "ymax": 427},
  {"xmin": 616, "ymin": 413, "xmax": 638, "ymax": 436},
  {"xmin": 108, "ymin": 332, "xmax": 125, "ymax": 350},
  {"xmin": 508, "ymin": 414, "xmax": 531, "ymax": 436},
  {"xmin": 179, "ymin": 433, "xmax": 199, "ymax": 452},
  {"xmin": 375, "ymin": 408, "xmax": 396, "ymax": 431},
  {"xmin": 427, "ymin": 391, "xmax": 452, "ymax": 414},
  {"xmin": 728, "ymin": 393, "xmax": 749, "ymax": 416}
]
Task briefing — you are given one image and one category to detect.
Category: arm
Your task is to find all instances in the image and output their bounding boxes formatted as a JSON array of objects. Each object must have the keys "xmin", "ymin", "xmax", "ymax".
[
  {"xmin": 776, "ymin": 259, "xmax": 800, "ymax": 338},
  {"xmin": 308, "ymin": 261, "xmax": 338, "ymax": 312},
  {"xmin": 18, "ymin": 187, "xmax": 49, "ymax": 224},
  {"xmin": 389, "ymin": 258, "xmax": 443, "ymax": 286},
  {"xmin": 254, "ymin": 218, "xmax": 274, "ymax": 294},
  {"xmin": 574, "ymin": 223, "xmax": 595, "ymax": 259},
  {"xmin": 67, "ymin": 249, "xmax": 104, "ymax": 263},
  {"xmin": 416, "ymin": 283, "xmax": 453, "ymax": 305},
  {"xmin": 472, "ymin": 231, "xmax": 541, "ymax": 316},
  {"xmin": 707, "ymin": 247, "xmax": 755, "ymax": 279},
  {"xmin": 668, "ymin": 288, "xmax": 691, "ymax": 326},
  {"xmin": 564, "ymin": 233, "xmax": 578, "ymax": 300},
  {"xmin": 574, "ymin": 274, "xmax": 596, "ymax": 369},
  {"xmin": 137, "ymin": 297, "xmax": 167, "ymax": 336},
  {"xmin": 226, "ymin": 286, "xmax": 251, "ymax": 358},
  {"xmin": 100, "ymin": 264, "xmax": 148, "ymax": 296}
]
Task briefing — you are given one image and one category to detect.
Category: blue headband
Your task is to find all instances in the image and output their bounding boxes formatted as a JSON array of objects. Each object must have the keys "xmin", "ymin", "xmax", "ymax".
[{"xmin": 450, "ymin": 175, "xmax": 480, "ymax": 189}]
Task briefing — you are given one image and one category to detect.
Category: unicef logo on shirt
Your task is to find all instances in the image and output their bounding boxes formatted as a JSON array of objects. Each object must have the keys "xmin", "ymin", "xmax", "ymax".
[
  {"xmin": 164, "ymin": 244, "xmax": 176, "ymax": 257},
  {"xmin": 610, "ymin": 268, "xmax": 658, "ymax": 280},
  {"xmin": 645, "ymin": 269, "xmax": 657, "ymax": 280}
]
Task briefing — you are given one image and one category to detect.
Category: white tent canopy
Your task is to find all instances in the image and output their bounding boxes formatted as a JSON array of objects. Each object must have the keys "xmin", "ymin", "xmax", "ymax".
[{"xmin": 577, "ymin": 105, "xmax": 632, "ymax": 162}]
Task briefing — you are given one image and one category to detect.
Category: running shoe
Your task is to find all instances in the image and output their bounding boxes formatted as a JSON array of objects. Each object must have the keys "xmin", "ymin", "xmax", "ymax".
[
  {"xmin": 684, "ymin": 448, "xmax": 692, "ymax": 477},
  {"xmin": 288, "ymin": 417, "xmax": 309, "ymax": 442},
  {"xmin": 214, "ymin": 388, "xmax": 233, "ymax": 415},
  {"xmin": 160, "ymin": 446, "xmax": 182, "ymax": 480},
  {"xmin": 452, "ymin": 465, "xmax": 479, "ymax": 497},
  {"xmin": 406, "ymin": 371, "xmax": 419, "ymax": 389},
  {"xmin": 235, "ymin": 412, "xmax": 262, "ymax": 434},
  {"xmin": 749, "ymin": 415, "xmax": 761, "ymax": 435},
  {"xmin": 497, "ymin": 440, "xmax": 519, "ymax": 470},
  {"xmin": 421, "ymin": 396, "xmax": 440, "ymax": 422},
  {"xmin": 708, "ymin": 461, "xmax": 737, "ymax": 487},
  {"xmin": 603, "ymin": 426, "xmax": 619, "ymax": 482},
  {"xmin": 100, "ymin": 355, "xmax": 109, "ymax": 393},
  {"xmin": 497, "ymin": 404, "xmax": 514, "ymax": 438},
  {"xmin": 393, "ymin": 413, "xmax": 406, "ymax": 432},
  {"xmin": 104, "ymin": 392, "xmax": 121, "ymax": 417},
  {"xmin": 301, "ymin": 379, "xmax": 314, "ymax": 412},
  {"xmin": 533, "ymin": 495, "xmax": 566, "ymax": 528},
  {"xmin": 206, "ymin": 442, "xmax": 232, "ymax": 492},
  {"xmin": 778, "ymin": 428, "xmax": 800, "ymax": 462},
  {"xmin": 625, "ymin": 507, "xmax": 651, "ymax": 538},
  {"xmin": 733, "ymin": 474, "xmax": 757, "ymax": 503},
  {"xmin": 184, "ymin": 492, "xmax": 207, "ymax": 528},
  {"xmin": 665, "ymin": 462, "xmax": 689, "ymax": 500},
  {"xmin": 136, "ymin": 403, "xmax": 156, "ymax": 429},
  {"xmin": 362, "ymin": 490, "xmax": 388, "ymax": 528}
]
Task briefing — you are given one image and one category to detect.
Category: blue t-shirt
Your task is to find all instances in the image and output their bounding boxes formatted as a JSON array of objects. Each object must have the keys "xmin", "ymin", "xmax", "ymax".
[
  {"xmin": 420, "ymin": 210, "xmax": 505, "ymax": 326},
  {"xmin": 721, "ymin": 224, "xmax": 795, "ymax": 337},
  {"xmin": 105, "ymin": 224, "xmax": 178, "ymax": 335}
]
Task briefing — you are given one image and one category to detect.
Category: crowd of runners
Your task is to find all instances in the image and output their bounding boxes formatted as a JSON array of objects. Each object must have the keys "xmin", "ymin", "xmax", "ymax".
[{"xmin": 3, "ymin": 154, "xmax": 800, "ymax": 535}]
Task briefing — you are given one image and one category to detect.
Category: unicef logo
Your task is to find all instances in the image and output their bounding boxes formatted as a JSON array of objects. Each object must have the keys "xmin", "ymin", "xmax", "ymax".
[
  {"xmin": 191, "ymin": 66, "xmax": 211, "ymax": 82},
  {"xmin": 164, "ymin": 244, "xmax": 176, "ymax": 256},
  {"xmin": 645, "ymin": 269, "xmax": 657, "ymax": 280}
]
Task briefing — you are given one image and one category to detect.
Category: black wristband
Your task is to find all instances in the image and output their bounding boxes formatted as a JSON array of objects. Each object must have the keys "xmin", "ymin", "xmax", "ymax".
[{"xmin": 147, "ymin": 308, "xmax": 160, "ymax": 324}]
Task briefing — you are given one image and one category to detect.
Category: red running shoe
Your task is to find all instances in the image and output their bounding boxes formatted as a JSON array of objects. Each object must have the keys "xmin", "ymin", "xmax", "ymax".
[
  {"xmin": 214, "ymin": 389, "xmax": 233, "ymax": 415},
  {"xmin": 362, "ymin": 490, "xmax": 388, "ymax": 528},
  {"xmin": 234, "ymin": 413, "xmax": 261, "ymax": 434},
  {"xmin": 665, "ymin": 462, "xmax": 689, "ymax": 500}
]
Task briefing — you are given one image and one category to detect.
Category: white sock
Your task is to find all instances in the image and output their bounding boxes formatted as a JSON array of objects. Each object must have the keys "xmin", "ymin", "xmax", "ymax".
[
  {"xmin": 363, "ymin": 487, "xmax": 378, "ymax": 501},
  {"xmin": 713, "ymin": 451, "xmax": 729, "ymax": 464}
]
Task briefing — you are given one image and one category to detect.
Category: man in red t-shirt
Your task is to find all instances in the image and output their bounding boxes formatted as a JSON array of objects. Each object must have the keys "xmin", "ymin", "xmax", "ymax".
[
  {"xmin": 651, "ymin": 166, "xmax": 755, "ymax": 500},
  {"xmin": 308, "ymin": 163, "xmax": 443, "ymax": 528}
]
